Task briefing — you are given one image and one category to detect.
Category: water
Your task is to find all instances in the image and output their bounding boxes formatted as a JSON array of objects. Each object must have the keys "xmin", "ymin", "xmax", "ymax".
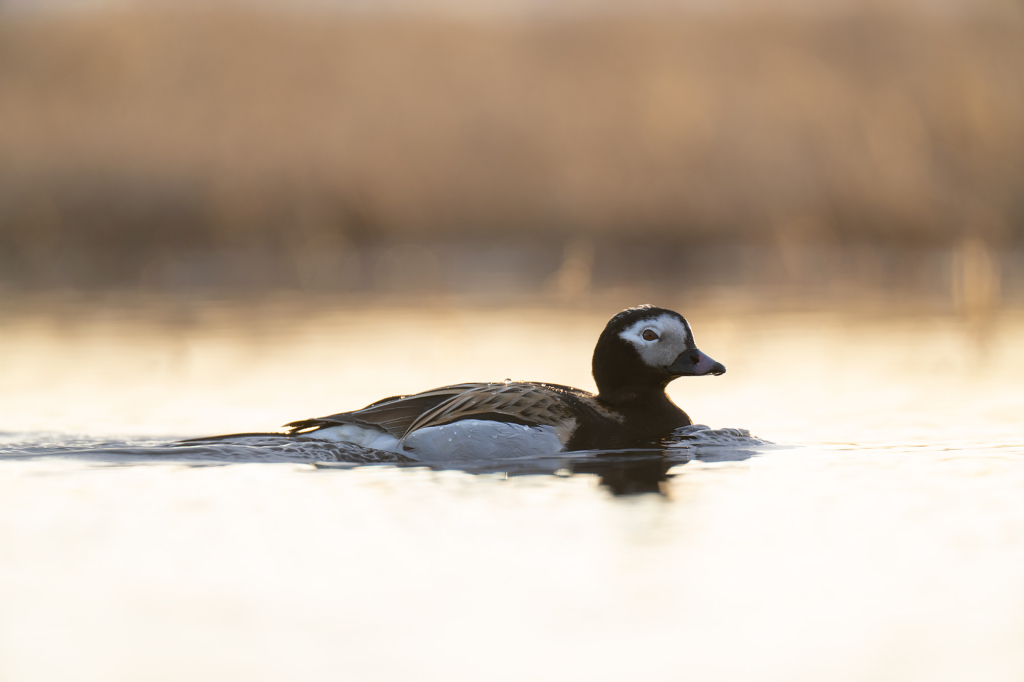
[{"xmin": 2, "ymin": 297, "xmax": 1024, "ymax": 681}]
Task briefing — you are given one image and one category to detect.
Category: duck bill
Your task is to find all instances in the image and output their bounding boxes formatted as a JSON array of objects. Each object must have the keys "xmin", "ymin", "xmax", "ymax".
[{"xmin": 669, "ymin": 349, "xmax": 726, "ymax": 377}]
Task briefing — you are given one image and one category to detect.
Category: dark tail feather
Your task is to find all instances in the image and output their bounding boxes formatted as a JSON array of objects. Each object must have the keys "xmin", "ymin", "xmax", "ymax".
[
  {"xmin": 177, "ymin": 432, "xmax": 289, "ymax": 444},
  {"xmin": 284, "ymin": 418, "xmax": 344, "ymax": 435}
]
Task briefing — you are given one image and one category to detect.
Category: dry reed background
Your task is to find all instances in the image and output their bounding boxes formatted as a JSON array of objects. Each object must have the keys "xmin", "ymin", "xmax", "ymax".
[{"xmin": 0, "ymin": 1, "xmax": 1022, "ymax": 303}]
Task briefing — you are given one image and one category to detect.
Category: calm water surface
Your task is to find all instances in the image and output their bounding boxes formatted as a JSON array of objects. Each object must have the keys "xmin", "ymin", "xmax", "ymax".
[{"xmin": 2, "ymin": 299, "xmax": 1023, "ymax": 681}]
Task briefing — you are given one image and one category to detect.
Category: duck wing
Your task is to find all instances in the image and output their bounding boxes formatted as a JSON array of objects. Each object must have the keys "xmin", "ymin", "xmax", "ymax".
[
  {"xmin": 285, "ymin": 382, "xmax": 589, "ymax": 440},
  {"xmin": 284, "ymin": 383, "xmax": 481, "ymax": 438}
]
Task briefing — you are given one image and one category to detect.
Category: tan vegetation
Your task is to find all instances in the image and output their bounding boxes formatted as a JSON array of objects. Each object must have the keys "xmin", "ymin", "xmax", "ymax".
[{"xmin": 0, "ymin": 6, "xmax": 1021, "ymax": 291}]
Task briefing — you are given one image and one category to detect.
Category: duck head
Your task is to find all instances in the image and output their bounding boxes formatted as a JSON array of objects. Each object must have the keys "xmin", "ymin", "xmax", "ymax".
[{"xmin": 592, "ymin": 305, "xmax": 725, "ymax": 400}]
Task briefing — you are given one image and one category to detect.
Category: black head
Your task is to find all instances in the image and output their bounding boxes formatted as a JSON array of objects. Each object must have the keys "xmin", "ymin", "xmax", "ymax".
[{"xmin": 592, "ymin": 305, "xmax": 725, "ymax": 400}]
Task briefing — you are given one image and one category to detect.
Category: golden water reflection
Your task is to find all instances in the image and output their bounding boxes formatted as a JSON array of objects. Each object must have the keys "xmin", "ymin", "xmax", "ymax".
[{"xmin": 3, "ymin": 296, "xmax": 1022, "ymax": 446}]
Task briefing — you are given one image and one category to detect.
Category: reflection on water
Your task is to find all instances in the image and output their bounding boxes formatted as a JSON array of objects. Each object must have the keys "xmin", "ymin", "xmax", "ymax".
[
  {"xmin": 0, "ymin": 425, "xmax": 765, "ymax": 496},
  {"xmin": 2, "ymin": 297, "xmax": 1024, "ymax": 681}
]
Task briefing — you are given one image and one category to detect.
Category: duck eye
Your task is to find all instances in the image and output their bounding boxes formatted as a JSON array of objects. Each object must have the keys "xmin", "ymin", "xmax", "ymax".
[{"xmin": 642, "ymin": 329, "xmax": 658, "ymax": 341}]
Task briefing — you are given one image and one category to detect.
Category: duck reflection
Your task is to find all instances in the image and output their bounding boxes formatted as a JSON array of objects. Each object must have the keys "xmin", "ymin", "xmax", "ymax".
[
  {"xmin": 390, "ymin": 445, "xmax": 759, "ymax": 497},
  {"xmin": 165, "ymin": 432, "xmax": 762, "ymax": 496},
  {"xmin": 571, "ymin": 452, "xmax": 676, "ymax": 495},
  {"xmin": 22, "ymin": 435, "xmax": 761, "ymax": 498}
]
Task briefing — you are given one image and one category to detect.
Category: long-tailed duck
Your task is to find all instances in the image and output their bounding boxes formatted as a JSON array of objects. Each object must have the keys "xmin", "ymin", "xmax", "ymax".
[{"xmin": 190, "ymin": 305, "xmax": 725, "ymax": 459}]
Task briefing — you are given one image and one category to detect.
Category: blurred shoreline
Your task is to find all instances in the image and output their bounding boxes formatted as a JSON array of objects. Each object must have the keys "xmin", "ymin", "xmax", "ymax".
[
  {"xmin": 0, "ymin": 250, "xmax": 1017, "ymax": 323},
  {"xmin": 1, "ymin": 4, "xmax": 1022, "ymax": 313},
  {"xmin": 0, "ymin": 239, "xmax": 1018, "ymax": 316}
]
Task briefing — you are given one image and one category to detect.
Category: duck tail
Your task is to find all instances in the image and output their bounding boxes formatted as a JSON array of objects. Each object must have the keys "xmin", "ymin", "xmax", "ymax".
[{"xmin": 176, "ymin": 432, "xmax": 288, "ymax": 444}]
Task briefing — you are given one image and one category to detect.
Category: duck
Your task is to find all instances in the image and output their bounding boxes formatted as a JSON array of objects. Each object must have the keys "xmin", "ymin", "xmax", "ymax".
[{"xmin": 189, "ymin": 305, "xmax": 725, "ymax": 459}]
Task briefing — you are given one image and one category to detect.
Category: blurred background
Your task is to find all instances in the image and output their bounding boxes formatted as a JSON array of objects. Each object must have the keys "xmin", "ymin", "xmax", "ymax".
[
  {"xmin": 2, "ymin": 0, "xmax": 1024, "ymax": 437},
  {"xmin": 1, "ymin": 0, "xmax": 1022, "ymax": 308}
]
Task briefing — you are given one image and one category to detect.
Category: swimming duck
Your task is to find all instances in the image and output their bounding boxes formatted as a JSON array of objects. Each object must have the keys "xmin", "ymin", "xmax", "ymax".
[{"xmin": 193, "ymin": 305, "xmax": 725, "ymax": 459}]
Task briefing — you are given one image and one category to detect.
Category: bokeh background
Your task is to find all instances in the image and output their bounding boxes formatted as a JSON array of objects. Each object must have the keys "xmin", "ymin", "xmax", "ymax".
[
  {"xmin": 2, "ymin": 0, "xmax": 1024, "ymax": 439},
  {"xmin": 1, "ymin": 0, "xmax": 1022, "ymax": 308}
]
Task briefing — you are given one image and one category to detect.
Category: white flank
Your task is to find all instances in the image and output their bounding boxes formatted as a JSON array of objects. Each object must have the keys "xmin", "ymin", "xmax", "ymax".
[
  {"xmin": 404, "ymin": 420, "xmax": 566, "ymax": 461},
  {"xmin": 306, "ymin": 419, "xmax": 566, "ymax": 460},
  {"xmin": 307, "ymin": 424, "xmax": 402, "ymax": 452}
]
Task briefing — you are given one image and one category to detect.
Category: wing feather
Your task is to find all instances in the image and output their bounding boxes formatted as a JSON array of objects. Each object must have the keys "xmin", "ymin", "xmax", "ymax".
[
  {"xmin": 285, "ymin": 383, "xmax": 486, "ymax": 438},
  {"xmin": 400, "ymin": 383, "xmax": 577, "ymax": 440},
  {"xmin": 285, "ymin": 382, "xmax": 589, "ymax": 441}
]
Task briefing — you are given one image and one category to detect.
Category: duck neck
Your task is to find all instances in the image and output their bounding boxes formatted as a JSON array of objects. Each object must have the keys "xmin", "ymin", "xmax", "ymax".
[
  {"xmin": 596, "ymin": 382, "xmax": 691, "ymax": 435},
  {"xmin": 596, "ymin": 381, "xmax": 671, "ymax": 408}
]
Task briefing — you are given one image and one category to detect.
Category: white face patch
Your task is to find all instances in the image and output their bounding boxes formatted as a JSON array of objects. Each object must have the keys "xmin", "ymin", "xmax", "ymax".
[{"xmin": 617, "ymin": 313, "xmax": 694, "ymax": 369}]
